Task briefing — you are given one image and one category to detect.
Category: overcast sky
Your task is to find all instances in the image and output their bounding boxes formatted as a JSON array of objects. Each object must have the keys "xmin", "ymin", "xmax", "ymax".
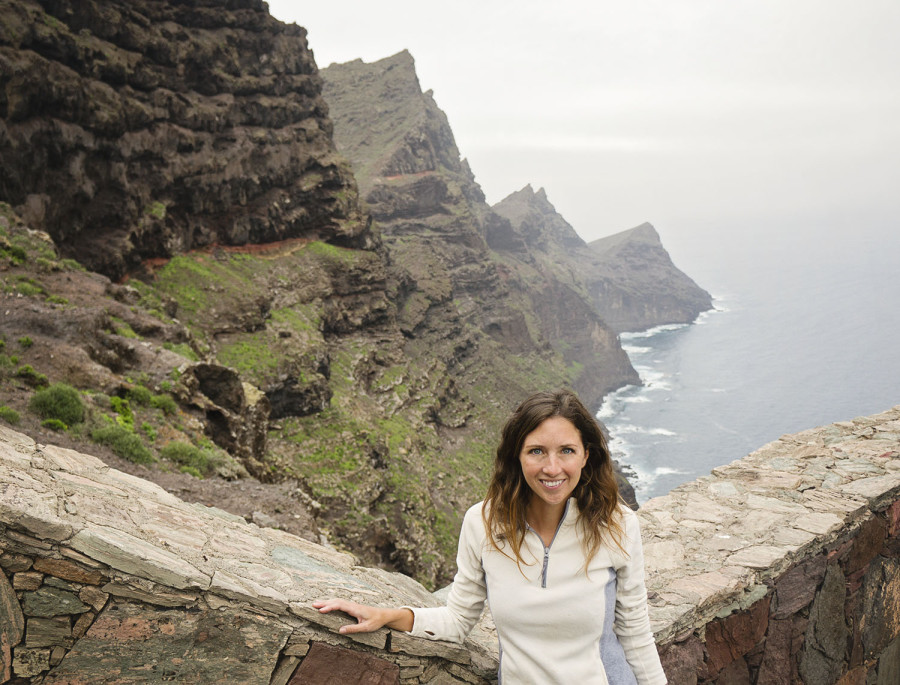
[{"xmin": 266, "ymin": 0, "xmax": 899, "ymax": 274}]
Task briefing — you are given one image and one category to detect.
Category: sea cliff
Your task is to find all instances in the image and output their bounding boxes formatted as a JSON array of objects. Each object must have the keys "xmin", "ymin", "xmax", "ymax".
[{"xmin": 3, "ymin": 1, "xmax": 709, "ymax": 587}]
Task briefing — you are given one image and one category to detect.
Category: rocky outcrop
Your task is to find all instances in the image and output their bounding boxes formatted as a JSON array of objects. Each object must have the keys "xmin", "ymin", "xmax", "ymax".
[
  {"xmin": 2, "ymin": 406, "xmax": 899, "ymax": 683},
  {"xmin": 589, "ymin": 222, "xmax": 713, "ymax": 333},
  {"xmin": 0, "ymin": 0, "xmax": 370, "ymax": 281},
  {"xmin": 492, "ymin": 187, "xmax": 712, "ymax": 334}
]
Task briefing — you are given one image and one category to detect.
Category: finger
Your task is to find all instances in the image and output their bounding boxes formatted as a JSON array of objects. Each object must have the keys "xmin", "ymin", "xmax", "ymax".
[{"xmin": 312, "ymin": 599, "xmax": 348, "ymax": 613}]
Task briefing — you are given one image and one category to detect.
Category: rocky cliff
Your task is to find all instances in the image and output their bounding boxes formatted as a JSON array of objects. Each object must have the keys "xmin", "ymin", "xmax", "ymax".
[
  {"xmin": 1, "ymin": 2, "xmax": 708, "ymax": 588},
  {"xmin": 491, "ymin": 187, "xmax": 712, "ymax": 334},
  {"xmin": 588, "ymin": 222, "xmax": 712, "ymax": 332},
  {"xmin": 320, "ymin": 51, "xmax": 639, "ymax": 408},
  {"xmin": 0, "ymin": 0, "xmax": 370, "ymax": 281}
]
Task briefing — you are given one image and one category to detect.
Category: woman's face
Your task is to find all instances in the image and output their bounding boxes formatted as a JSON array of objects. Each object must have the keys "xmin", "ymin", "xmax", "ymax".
[{"xmin": 518, "ymin": 416, "xmax": 588, "ymax": 513}]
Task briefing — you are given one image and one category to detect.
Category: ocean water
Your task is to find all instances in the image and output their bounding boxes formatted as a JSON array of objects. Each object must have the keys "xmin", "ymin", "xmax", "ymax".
[{"xmin": 598, "ymin": 221, "xmax": 900, "ymax": 503}]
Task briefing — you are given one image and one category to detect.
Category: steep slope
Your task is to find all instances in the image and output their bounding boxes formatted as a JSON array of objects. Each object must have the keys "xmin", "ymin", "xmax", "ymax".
[
  {"xmin": 589, "ymin": 223, "xmax": 713, "ymax": 332},
  {"xmin": 0, "ymin": 0, "xmax": 369, "ymax": 281},
  {"xmin": 321, "ymin": 51, "xmax": 638, "ymax": 409}
]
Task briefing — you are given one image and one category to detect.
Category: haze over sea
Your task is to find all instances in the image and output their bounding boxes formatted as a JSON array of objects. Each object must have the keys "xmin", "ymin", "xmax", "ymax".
[{"xmin": 600, "ymin": 216, "xmax": 900, "ymax": 503}]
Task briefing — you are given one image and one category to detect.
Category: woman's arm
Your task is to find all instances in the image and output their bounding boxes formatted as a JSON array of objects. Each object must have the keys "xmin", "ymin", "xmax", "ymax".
[
  {"xmin": 614, "ymin": 508, "xmax": 668, "ymax": 685},
  {"xmin": 312, "ymin": 599, "xmax": 413, "ymax": 634},
  {"xmin": 311, "ymin": 503, "xmax": 488, "ymax": 643}
]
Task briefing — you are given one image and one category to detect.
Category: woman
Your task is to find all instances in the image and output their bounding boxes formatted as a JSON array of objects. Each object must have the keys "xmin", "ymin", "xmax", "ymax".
[{"xmin": 314, "ymin": 389, "xmax": 667, "ymax": 684}]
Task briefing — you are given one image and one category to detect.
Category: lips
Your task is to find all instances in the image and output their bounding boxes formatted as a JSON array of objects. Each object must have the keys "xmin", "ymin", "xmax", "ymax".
[{"xmin": 541, "ymin": 479, "xmax": 565, "ymax": 488}]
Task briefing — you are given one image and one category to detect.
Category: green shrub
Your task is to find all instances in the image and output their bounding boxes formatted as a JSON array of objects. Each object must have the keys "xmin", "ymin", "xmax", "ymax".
[
  {"xmin": 18, "ymin": 336, "xmax": 33, "ymax": 348},
  {"xmin": 0, "ymin": 406, "xmax": 21, "ymax": 424},
  {"xmin": 109, "ymin": 396, "xmax": 135, "ymax": 430},
  {"xmin": 8, "ymin": 245, "xmax": 27, "ymax": 264},
  {"xmin": 41, "ymin": 418, "xmax": 67, "ymax": 431},
  {"xmin": 140, "ymin": 421, "xmax": 157, "ymax": 442},
  {"xmin": 16, "ymin": 365, "xmax": 48, "ymax": 387},
  {"xmin": 60, "ymin": 258, "xmax": 84, "ymax": 272},
  {"xmin": 150, "ymin": 394, "xmax": 178, "ymax": 416},
  {"xmin": 160, "ymin": 441, "xmax": 225, "ymax": 476},
  {"xmin": 15, "ymin": 281, "xmax": 43, "ymax": 296},
  {"xmin": 46, "ymin": 295, "xmax": 69, "ymax": 305},
  {"xmin": 28, "ymin": 383, "xmax": 84, "ymax": 424},
  {"xmin": 91, "ymin": 425, "xmax": 154, "ymax": 464},
  {"xmin": 126, "ymin": 385, "xmax": 153, "ymax": 406},
  {"xmin": 179, "ymin": 465, "xmax": 202, "ymax": 478}
]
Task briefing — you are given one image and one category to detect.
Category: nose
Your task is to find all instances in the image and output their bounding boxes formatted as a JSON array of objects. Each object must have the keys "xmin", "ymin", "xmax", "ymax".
[{"xmin": 543, "ymin": 454, "xmax": 562, "ymax": 473}]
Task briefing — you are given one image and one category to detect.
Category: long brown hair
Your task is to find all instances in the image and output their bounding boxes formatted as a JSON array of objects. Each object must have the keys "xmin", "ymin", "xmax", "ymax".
[{"xmin": 482, "ymin": 389, "xmax": 625, "ymax": 569}]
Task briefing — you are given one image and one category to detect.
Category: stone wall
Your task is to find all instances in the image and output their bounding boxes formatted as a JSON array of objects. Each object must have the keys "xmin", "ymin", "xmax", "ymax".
[
  {"xmin": 0, "ymin": 426, "xmax": 497, "ymax": 684},
  {"xmin": 2, "ymin": 405, "xmax": 899, "ymax": 684},
  {"xmin": 645, "ymin": 406, "xmax": 900, "ymax": 684}
]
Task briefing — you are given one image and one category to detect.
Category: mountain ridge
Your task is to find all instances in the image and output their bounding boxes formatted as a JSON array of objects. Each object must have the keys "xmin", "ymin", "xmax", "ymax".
[{"xmin": 2, "ymin": 6, "xmax": 709, "ymax": 586}]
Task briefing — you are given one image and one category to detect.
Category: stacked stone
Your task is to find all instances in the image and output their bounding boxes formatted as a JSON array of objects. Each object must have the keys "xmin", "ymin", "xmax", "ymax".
[
  {"xmin": 641, "ymin": 406, "xmax": 900, "ymax": 683},
  {"xmin": 3, "ymin": 405, "xmax": 900, "ymax": 684},
  {"xmin": 0, "ymin": 426, "xmax": 498, "ymax": 684},
  {"xmin": 1, "ymin": 544, "xmax": 106, "ymax": 679}
]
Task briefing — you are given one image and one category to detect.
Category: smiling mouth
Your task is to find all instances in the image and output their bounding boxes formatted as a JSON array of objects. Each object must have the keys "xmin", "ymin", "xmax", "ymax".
[{"xmin": 541, "ymin": 479, "xmax": 565, "ymax": 488}]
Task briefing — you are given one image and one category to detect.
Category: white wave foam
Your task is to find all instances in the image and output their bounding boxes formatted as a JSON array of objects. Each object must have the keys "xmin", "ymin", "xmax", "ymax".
[
  {"xmin": 609, "ymin": 425, "xmax": 676, "ymax": 437},
  {"xmin": 621, "ymin": 322, "xmax": 690, "ymax": 341},
  {"xmin": 654, "ymin": 466, "xmax": 686, "ymax": 476},
  {"xmin": 624, "ymin": 395, "xmax": 652, "ymax": 404},
  {"xmin": 622, "ymin": 344, "xmax": 652, "ymax": 355}
]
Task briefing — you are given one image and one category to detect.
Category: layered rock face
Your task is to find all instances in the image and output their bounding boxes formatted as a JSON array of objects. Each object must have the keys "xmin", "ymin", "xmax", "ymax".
[
  {"xmin": 321, "ymin": 51, "xmax": 638, "ymax": 409},
  {"xmin": 588, "ymin": 222, "xmax": 713, "ymax": 333},
  {"xmin": 0, "ymin": 0, "xmax": 369, "ymax": 280}
]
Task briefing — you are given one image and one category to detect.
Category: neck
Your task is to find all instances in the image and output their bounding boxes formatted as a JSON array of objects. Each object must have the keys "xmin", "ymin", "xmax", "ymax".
[{"xmin": 525, "ymin": 498, "xmax": 568, "ymax": 536}]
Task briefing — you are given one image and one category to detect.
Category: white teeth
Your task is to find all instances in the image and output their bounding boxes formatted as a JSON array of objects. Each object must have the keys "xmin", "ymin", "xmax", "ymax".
[{"xmin": 542, "ymin": 480, "xmax": 564, "ymax": 487}]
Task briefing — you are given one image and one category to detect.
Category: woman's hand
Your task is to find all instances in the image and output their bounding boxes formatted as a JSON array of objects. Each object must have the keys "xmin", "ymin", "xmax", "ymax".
[{"xmin": 312, "ymin": 599, "xmax": 414, "ymax": 634}]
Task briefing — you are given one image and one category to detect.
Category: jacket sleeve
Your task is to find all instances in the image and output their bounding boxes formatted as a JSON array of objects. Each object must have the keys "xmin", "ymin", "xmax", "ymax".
[
  {"xmin": 405, "ymin": 504, "xmax": 487, "ymax": 644},
  {"xmin": 614, "ymin": 508, "xmax": 668, "ymax": 685}
]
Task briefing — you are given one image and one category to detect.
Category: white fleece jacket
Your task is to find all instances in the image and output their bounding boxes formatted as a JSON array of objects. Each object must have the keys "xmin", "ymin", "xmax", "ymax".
[{"xmin": 407, "ymin": 499, "xmax": 667, "ymax": 684}]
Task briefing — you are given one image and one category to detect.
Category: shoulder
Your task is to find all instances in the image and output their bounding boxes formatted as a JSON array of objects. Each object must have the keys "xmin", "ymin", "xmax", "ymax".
[
  {"xmin": 461, "ymin": 501, "xmax": 489, "ymax": 537},
  {"xmin": 617, "ymin": 503, "xmax": 641, "ymax": 535}
]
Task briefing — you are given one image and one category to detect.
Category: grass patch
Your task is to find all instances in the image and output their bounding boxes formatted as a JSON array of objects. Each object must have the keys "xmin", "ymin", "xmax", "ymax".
[
  {"xmin": 217, "ymin": 332, "xmax": 281, "ymax": 378},
  {"xmin": 110, "ymin": 317, "xmax": 140, "ymax": 339},
  {"xmin": 41, "ymin": 418, "xmax": 67, "ymax": 431},
  {"xmin": 91, "ymin": 424, "xmax": 154, "ymax": 464},
  {"xmin": 160, "ymin": 441, "xmax": 228, "ymax": 477},
  {"xmin": 29, "ymin": 383, "xmax": 84, "ymax": 424},
  {"xmin": 16, "ymin": 365, "xmax": 48, "ymax": 387},
  {"xmin": 162, "ymin": 342, "xmax": 199, "ymax": 361},
  {"xmin": 150, "ymin": 393, "xmax": 178, "ymax": 416},
  {"xmin": 0, "ymin": 406, "xmax": 21, "ymax": 424},
  {"xmin": 140, "ymin": 421, "xmax": 157, "ymax": 442}
]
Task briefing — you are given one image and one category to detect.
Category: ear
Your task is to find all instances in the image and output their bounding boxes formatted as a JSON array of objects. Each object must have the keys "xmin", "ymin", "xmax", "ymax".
[{"xmin": 581, "ymin": 448, "xmax": 589, "ymax": 469}]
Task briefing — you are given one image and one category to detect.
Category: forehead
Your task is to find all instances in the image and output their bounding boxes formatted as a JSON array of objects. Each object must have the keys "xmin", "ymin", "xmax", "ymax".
[{"xmin": 522, "ymin": 416, "xmax": 582, "ymax": 445}]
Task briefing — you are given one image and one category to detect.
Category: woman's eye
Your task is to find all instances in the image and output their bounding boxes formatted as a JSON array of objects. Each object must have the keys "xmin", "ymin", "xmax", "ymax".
[
  {"xmin": 528, "ymin": 448, "xmax": 543, "ymax": 456},
  {"xmin": 561, "ymin": 447, "xmax": 574, "ymax": 454}
]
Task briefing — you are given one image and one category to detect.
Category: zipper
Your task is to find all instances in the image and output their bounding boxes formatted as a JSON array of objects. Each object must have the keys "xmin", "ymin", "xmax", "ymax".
[{"xmin": 525, "ymin": 499, "xmax": 571, "ymax": 588}]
